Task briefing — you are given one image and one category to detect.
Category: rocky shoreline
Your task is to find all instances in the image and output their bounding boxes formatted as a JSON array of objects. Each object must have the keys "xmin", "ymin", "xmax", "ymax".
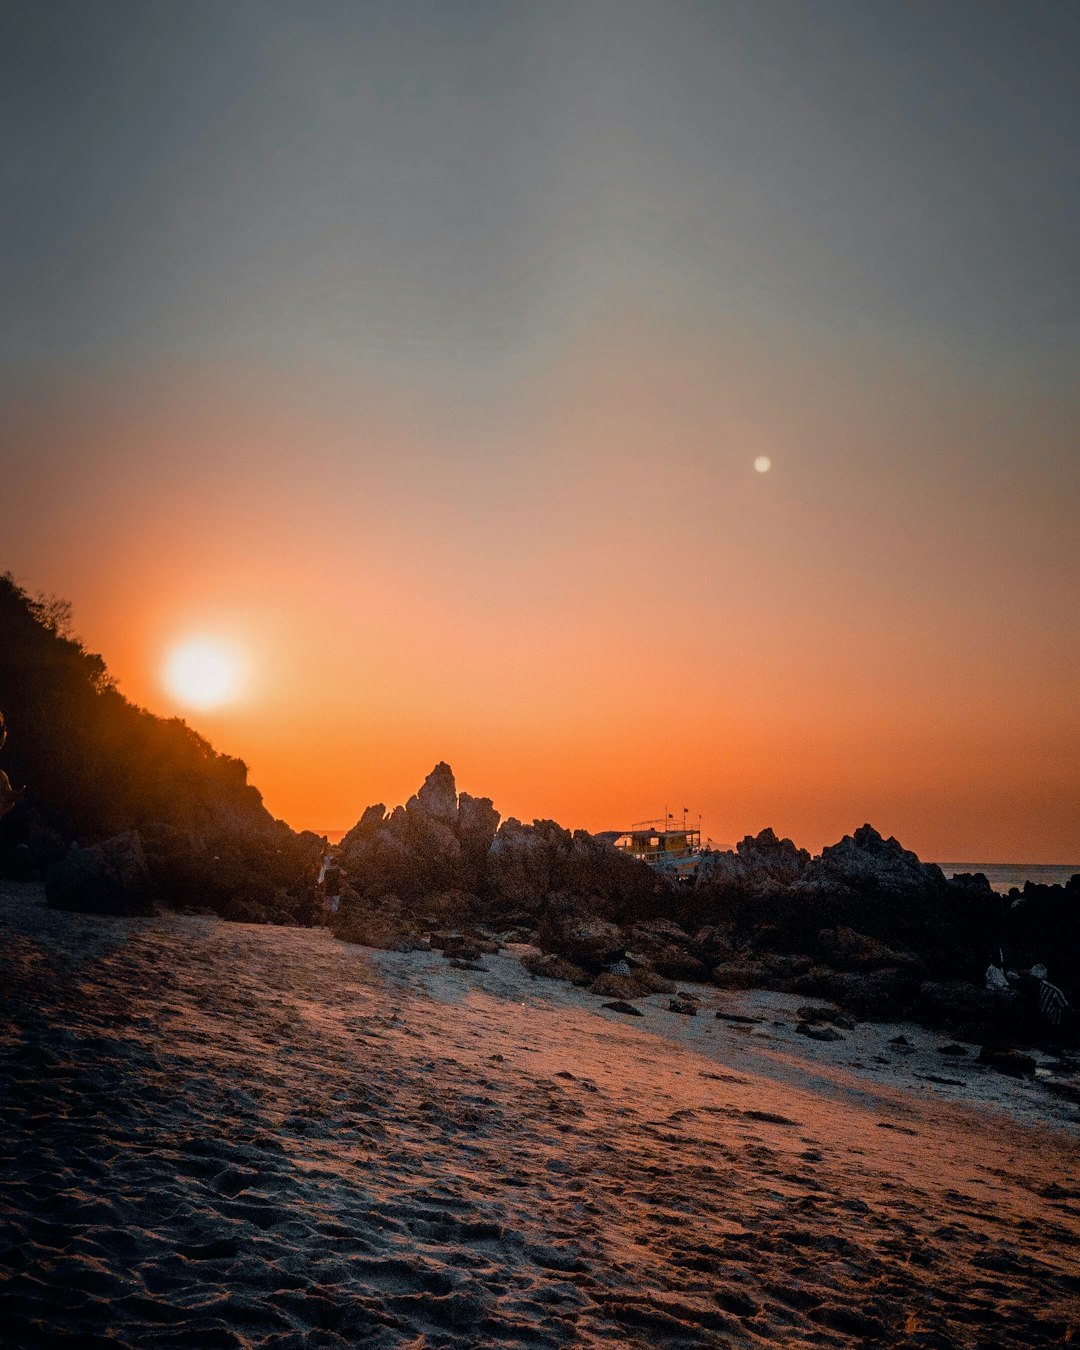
[{"xmin": 324, "ymin": 765, "xmax": 1078, "ymax": 1056}]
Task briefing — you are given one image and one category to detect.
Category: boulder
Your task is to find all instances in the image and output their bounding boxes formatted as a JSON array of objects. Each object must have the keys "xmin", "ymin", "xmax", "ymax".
[
  {"xmin": 45, "ymin": 830, "xmax": 154, "ymax": 916},
  {"xmin": 534, "ymin": 899, "xmax": 626, "ymax": 972},
  {"xmin": 520, "ymin": 951, "xmax": 591, "ymax": 986},
  {"xmin": 813, "ymin": 926, "xmax": 923, "ymax": 973},
  {"xmin": 625, "ymin": 920, "xmax": 708, "ymax": 981},
  {"xmin": 796, "ymin": 1022, "xmax": 844, "ymax": 1042},
  {"xmin": 690, "ymin": 925, "xmax": 738, "ymax": 967},
  {"xmin": 978, "ymin": 1046, "xmax": 1037, "ymax": 1078},
  {"xmin": 790, "ymin": 967, "xmax": 920, "ymax": 1020},
  {"xmin": 589, "ymin": 967, "xmax": 676, "ymax": 999},
  {"xmin": 332, "ymin": 892, "xmax": 422, "ymax": 952}
]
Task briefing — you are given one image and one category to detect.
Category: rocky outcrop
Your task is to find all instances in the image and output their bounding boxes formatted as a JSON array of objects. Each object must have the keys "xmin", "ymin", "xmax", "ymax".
[
  {"xmin": 334, "ymin": 765, "xmax": 658, "ymax": 957},
  {"xmin": 331, "ymin": 778, "xmax": 1075, "ymax": 1044},
  {"xmin": 337, "ymin": 764, "xmax": 482, "ymax": 910},
  {"xmin": 337, "ymin": 765, "xmax": 658, "ymax": 937}
]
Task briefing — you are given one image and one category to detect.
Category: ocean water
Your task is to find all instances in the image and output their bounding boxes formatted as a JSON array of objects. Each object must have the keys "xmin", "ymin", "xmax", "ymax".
[{"xmin": 938, "ymin": 863, "xmax": 1079, "ymax": 894}]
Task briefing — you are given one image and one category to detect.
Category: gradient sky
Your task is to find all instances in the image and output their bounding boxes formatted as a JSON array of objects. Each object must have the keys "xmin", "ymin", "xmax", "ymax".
[{"xmin": 4, "ymin": 0, "xmax": 1078, "ymax": 860}]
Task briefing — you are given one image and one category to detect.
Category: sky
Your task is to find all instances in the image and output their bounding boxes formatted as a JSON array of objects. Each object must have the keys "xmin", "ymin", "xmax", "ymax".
[{"xmin": 3, "ymin": 0, "xmax": 1078, "ymax": 860}]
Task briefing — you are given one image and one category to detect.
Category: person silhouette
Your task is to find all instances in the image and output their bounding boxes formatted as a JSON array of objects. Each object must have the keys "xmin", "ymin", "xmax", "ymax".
[{"xmin": 0, "ymin": 712, "xmax": 26, "ymax": 819}]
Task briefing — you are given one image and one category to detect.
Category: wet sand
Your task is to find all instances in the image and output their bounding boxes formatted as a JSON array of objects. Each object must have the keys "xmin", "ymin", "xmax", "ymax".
[{"xmin": 1, "ymin": 880, "xmax": 1078, "ymax": 1348}]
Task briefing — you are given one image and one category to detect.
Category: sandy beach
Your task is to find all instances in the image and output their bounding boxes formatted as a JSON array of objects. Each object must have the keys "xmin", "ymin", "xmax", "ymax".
[{"xmin": 1, "ymin": 879, "xmax": 1078, "ymax": 1349}]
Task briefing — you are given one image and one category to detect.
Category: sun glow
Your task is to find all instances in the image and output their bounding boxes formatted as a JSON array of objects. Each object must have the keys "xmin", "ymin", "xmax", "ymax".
[{"xmin": 164, "ymin": 638, "xmax": 245, "ymax": 710}]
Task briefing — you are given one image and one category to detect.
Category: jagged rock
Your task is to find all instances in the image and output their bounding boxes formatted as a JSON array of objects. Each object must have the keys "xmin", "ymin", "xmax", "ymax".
[
  {"xmin": 668, "ymin": 998, "xmax": 697, "ymax": 1016},
  {"xmin": 357, "ymin": 803, "xmax": 387, "ymax": 832},
  {"xmin": 695, "ymin": 828, "xmax": 810, "ymax": 893},
  {"xmin": 603, "ymin": 1000, "xmax": 643, "ymax": 1016},
  {"xmin": 413, "ymin": 761, "xmax": 459, "ymax": 824},
  {"xmin": 458, "ymin": 792, "xmax": 499, "ymax": 850},
  {"xmin": 45, "ymin": 830, "xmax": 154, "ymax": 916},
  {"xmin": 485, "ymin": 818, "xmax": 659, "ymax": 921},
  {"xmin": 796, "ymin": 825, "xmax": 947, "ymax": 897}
]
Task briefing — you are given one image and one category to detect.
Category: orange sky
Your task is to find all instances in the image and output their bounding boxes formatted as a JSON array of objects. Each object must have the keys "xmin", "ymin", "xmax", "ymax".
[
  {"xmin": 4, "ymin": 3, "xmax": 1078, "ymax": 862},
  {"xmin": 6, "ymin": 315, "xmax": 1078, "ymax": 862}
]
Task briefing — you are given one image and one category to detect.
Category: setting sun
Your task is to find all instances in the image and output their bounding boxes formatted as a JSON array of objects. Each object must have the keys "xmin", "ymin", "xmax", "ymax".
[{"xmin": 163, "ymin": 638, "xmax": 244, "ymax": 710}]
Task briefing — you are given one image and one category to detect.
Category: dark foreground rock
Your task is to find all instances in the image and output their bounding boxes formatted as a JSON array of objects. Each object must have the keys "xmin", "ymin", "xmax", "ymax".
[{"xmin": 45, "ymin": 830, "xmax": 154, "ymax": 916}]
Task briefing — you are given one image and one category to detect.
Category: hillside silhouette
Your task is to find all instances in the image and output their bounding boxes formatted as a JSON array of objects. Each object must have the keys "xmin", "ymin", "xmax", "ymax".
[{"xmin": 0, "ymin": 573, "xmax": 322, "ymax": 921}]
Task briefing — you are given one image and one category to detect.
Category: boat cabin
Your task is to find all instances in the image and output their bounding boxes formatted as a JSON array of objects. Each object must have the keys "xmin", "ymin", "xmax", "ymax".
[{"xmin": 596, "ymin": 817, "xmax": 703, "ymax": 879}]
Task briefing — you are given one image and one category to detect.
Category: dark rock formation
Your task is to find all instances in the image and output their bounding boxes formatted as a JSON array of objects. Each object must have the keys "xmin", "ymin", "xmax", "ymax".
[
  {"xmin": 334, "ymin": 765, "xmax": 659, "ymax": 956},
  {"xmin": 797, "ymin": 824, "xmax": 948, "ymax": 897},
  {"xmin": 695, "ymin": 828, "xmax": 810, "ymax": 893},
  {"xmin": 337, "ymin": 764, "xmax": 480, "ymax": 913},
  {"xmin": 412, "ymin": 761, "xmax": 458, "ymax": 824},
  {"xmin": 332, "ymin": 892, "xmax": 423, "ymax": 952},
  {"xmin": 45, "ymin": 830, "xmax": 154, "ymax": 916},
  {"xmin": 520, "ymin": 951, "xmax": 591, "ymax": 987},
  {"xmin": 624, "ymin": 919, "xmax": 709, "ymax": 982}
]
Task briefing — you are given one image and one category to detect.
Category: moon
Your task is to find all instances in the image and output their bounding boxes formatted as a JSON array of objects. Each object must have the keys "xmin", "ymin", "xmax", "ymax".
[
  {"xmin": 753, "ymin": 455, "xmax": 772, "ymax": 474},
  {"xmin": 164, "ymin": 638, "xmax": 244, "ymax": 710}
]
